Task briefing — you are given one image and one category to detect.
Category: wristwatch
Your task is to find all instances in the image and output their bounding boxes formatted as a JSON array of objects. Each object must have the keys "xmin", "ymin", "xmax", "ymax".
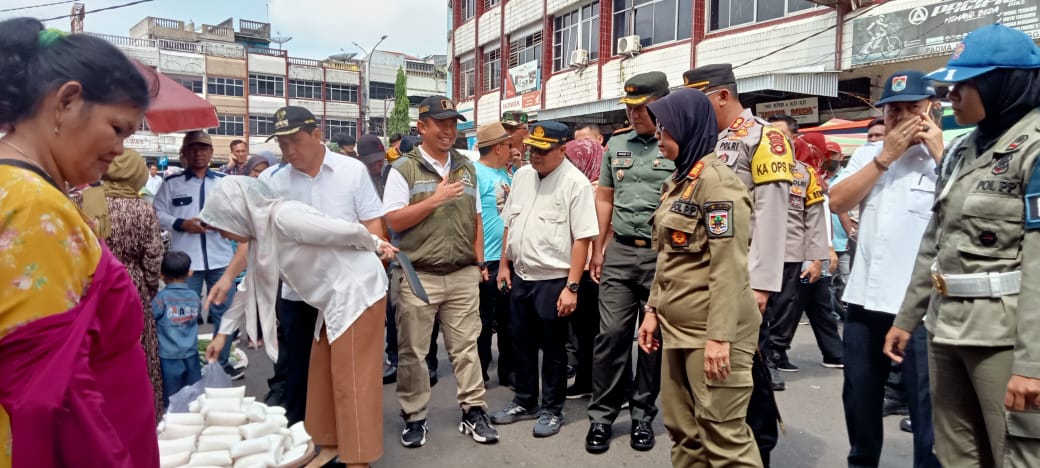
[{"xmin": 566, "ymin": 282, "xmax": 580, "ymax": 293}]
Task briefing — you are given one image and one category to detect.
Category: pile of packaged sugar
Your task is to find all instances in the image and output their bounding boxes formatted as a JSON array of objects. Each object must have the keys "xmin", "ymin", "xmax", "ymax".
[{"xmin": 157, "ymin": 386, "xmax": 313, "ymax": 468}]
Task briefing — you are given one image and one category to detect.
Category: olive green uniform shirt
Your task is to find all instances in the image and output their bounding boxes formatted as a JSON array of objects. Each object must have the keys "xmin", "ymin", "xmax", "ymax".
[
  {"xmin": 646, "ymin": 153, "xmax": 761, "ymax": 354},
  {"xmin": 895, "ymin": 109, "xmax": 1040, "ymax": 378},
  {"xmin": 599, "ymin": 130, "xmax": 676, "ymax": 238}
]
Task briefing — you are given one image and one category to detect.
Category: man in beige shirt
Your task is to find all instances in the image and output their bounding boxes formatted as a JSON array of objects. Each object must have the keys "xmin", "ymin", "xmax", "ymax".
[{"xmin": 492, "ymin": 121, "xmax": 599, "ymax": 438}]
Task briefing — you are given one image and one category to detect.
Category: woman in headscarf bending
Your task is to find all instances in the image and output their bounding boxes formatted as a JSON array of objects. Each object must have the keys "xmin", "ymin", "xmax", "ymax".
[
  {"xmin": 80, "ymin": 149, "xmax": 165, "ymax": 419},
  {"xmin": 637, "ymin": 88, "xmax": 763, "ymax": 467},
  {"xmin": 200, "ymin": 177, "xmax": 396, "ymax": 467}
]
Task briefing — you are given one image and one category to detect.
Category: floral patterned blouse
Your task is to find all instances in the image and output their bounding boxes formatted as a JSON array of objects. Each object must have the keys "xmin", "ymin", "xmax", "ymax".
[{"xmin": 0, "ymin": 164, "xmax": 101, "ymax": 468}]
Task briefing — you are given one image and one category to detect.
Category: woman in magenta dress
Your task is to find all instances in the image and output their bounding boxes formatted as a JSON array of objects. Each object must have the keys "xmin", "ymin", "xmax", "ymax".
[{"xmin": 0, "ymin": 18, "xmax": 158, "ymax": 468}]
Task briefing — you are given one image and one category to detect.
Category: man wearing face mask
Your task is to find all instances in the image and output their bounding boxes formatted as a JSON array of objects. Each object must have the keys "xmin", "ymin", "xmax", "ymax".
[
  {"xmin": 885, "ymin": 24, "xmax": 1040, "ymax": 468},
  {"xmin": 830, "ymin": 70, "xmax": 944, "ymax": 468},
  {"xmin": 585, "ymin": 72, "xmax": 673, "ymax": 454}
]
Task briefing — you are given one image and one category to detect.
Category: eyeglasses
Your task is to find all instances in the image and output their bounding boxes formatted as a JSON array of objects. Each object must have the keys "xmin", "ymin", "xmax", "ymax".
[
  {"xmin": 703, "ymin": 89, "xmax": 723, "ymax": 98},
  {"xmin": 528, "ymin": 146, "xmax": 554, "ymax": 156}
]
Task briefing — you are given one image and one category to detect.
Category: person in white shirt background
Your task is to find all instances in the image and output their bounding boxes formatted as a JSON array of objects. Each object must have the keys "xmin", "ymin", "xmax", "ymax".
[{"xmin": 829, "ymin": 70, "xmax": 944, "ymax": 468}]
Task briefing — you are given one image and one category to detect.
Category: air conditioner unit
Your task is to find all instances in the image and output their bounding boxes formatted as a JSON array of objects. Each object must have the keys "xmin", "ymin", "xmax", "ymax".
[
  {"xmin": 617, "ymin": 35, "xmax": 641, "ymax": 56},
  {"xmin": 570, "ymin": 49, "xmax": 589, "ymax": 67}
]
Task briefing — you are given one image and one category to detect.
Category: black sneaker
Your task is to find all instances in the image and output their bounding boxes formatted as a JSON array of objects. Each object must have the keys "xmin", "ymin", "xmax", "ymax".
[
  {"xmin": 882, "ymin": 399, "xmax": 909, "ymax": 417},
  {"xmin": 822, "ymin": 358, "xmax": 844, "ymax": 369},
  {"xmin": 566, "ymin": 365, "xmax": 577, "ymax": 389},
  {"xmin": 400, "ymin": 420, "xmax": 428, "ymax": 448},
  {"xmin": 774, "ymin": 354, "xmax": 799, "ymax": 372},
  {"xmin": 533, "ymin": 410, "xmax": 564, "ymax": 438},
  {"xmin": 490, "ymin": 402, "xmax": 540, "ymax": 425},
  {"xmin": 770, "ymin": 367, "xmax": 786, "ymax": 392},
  {"xmin": 383, "ymin": 363, "xmax": 398, "ymax": 384},
  {"xmin": 459, "ymin": 407, "xmax": 499, "ymax": 444},
  {"xmin": 566, "ymin": 385, "xmax": 592, "ymax": 400},
  {"xmin": 222, "ymin": 364, "xmax": 245, "ymax": 381},
  {"xmin": 900, "ymin": 417, "xmax": 912, "ymax": 433}
]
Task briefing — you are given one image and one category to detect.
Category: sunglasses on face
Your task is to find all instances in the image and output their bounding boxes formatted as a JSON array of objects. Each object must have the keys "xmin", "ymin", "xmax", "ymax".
[{"xmin": 528, "ymin": 146, "xmax": 554, "ymax": 156}]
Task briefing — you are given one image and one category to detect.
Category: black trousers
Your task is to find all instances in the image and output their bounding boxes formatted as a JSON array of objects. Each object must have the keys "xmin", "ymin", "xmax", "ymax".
[
  {"xmin": 478, "ymin": 260, "xmax": 513, "ymax": 384},
  {"xmin": 775, "ymin": 274, "xmax": 844, "ymax": 362},
  {"xmin": 842, "ymin": 304, "xmax": 896, "ymax": 468},
  {"xmin": 569, "ymin": 272, "xmax": 600, "ymax": 390},
  {"xmin": 748, "ymin": 326, "xmax": 780, "ymax": 467},
  {"xmin": 272, "ymin": 298, "xmax": 319, "ymax": 426},
  {"xmin": 765, "ymin": 262, "xmax": 804, "ymax": 362},
  {"xmin": 510, "ymin": 276, "xmax": 571, "ymax": 415}
]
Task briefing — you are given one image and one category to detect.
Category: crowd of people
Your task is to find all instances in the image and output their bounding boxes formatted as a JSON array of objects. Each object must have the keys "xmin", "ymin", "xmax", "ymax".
[{"xmin": 3, "ymin": 15, "xmax": 1040, "ymax": 468}]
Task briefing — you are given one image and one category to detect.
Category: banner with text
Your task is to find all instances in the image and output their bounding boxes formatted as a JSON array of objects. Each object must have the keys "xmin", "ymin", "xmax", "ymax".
[
  {"xmin": 851, "ymin": 0, "xmax": 1040, "ymax": 66},
  {"xmin": 756, "ymin": 97, "xmax": 820, "ymax": 125},
  {"xmin": 505, "ymin": 61, "xmax": 541, "ymax": 98}
]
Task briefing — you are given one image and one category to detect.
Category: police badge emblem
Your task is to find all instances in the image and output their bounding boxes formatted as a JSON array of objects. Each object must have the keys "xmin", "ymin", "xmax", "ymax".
[
  {"xmin": 708, "ymin": 210, "xmax": 729, "ymax": 236},
  {"xmin": 993, "ymin": 155, "xmax": 1011, "ymax": 175},
  {"xmin": 892, "ymin": 76, "xmax": 907, "ymax": 92}
]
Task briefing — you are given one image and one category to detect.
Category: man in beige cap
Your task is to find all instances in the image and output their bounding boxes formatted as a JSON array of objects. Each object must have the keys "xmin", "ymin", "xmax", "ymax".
[{"xmin": 473, "ymin": 122, "xmax": 516, "ymax": 388}]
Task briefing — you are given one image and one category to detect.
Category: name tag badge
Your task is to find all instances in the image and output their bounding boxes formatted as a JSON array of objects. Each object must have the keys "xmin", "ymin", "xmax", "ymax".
[
  {"xmin": 172, "ymin": 196, "xmax": 193, "ymax": 207},
  {"xmin": 669, "ymin": 201, "xmax": 700, "ymax": 217}
]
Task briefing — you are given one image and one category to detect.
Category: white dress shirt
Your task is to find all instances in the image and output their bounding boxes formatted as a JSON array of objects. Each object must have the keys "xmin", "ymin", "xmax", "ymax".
[
  {"xmin": 145, "ymin": 174, "xmax": 163, "ymax": 195},
  {"xmin": 502, "ymin": 160, "xmax": 599, "ymax": 281},
  {"xmin": 832, "ymin": 142, "xmax": 937, "ymax": 314},
  {"xmin": 383, "ymin": 146, "xmax": 482, "ymax": 214},
  {"xmin": 259, "ymin": 149, "xmax": 385, "ymax": 303}
]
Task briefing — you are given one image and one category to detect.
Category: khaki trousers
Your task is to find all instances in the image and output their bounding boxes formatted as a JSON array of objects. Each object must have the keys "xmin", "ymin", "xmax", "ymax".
[
  {"xmin": 930, "ymin": 339, "xmax": 1040, "ymax": 468},
  {"xmin": 661, "ymin": 347, "xmax": 762, "ymax": 468},
  {"xmin": 395, "ymin": 267, "xmax": 486, "ymax": 421},
  {"xmin": 305, "ymin": 300, "xmax": 385, "ymax": 464}
]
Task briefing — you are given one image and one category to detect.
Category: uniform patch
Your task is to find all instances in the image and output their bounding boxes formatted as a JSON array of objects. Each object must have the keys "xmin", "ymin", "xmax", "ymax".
[
  {"xmin": 979, "ymin": 230, "xmax": 998, "ymax": 247},
  {"xmin": 669, "ymin": 230, "xmax": 689, "ymax": 248},
  {"xmin": 793, "ymin": 171, "xmax": 805, "ymax": 179},
  {"xmin": 1027, "ymin": 159, "xmax": 1040, "ymax": 230},
  {"xmin": 788, "ymin": 194, "xmax": 803, "ymax": 210},
  {"xmin": 892, "ymin": 75, "xmax": 907, "ymax": 92},
  {"xmin": 1006, "ymin": 135, "xmax": 1029, "ymax": 152},
  {"xmin": 766, "ymin": 130, "xmax": 787, "ymax": 156},
  {"xmin": 704, "ymin": 201, "xmax": 734, "ymax": 238},
  {"xmin": 616, "ymin": 169, "xmax": 625, "ymax": 181},
  {"xmin": 974, "ymin": 179, "xmax": 1022, "ymax": 196},
  {"xmin": 791, "ymin": 186, "xmax": 804, "ymax": 196},
  {"xmin": 670, "ymin": 201, "xmax": 700, "ymax": 217},
  {"xmin": 993, "ymin": 155, "xmax": 1011, "ymax": 175},
  {"xmin": 729, "ymin": 117, "xmax": 746, "ymax": 130},
  {"xmin": 653, "ymin": 159, "xmax": 661, "ymax": 168},
  {"xmin": 804, "ymin": 168, "xmax": 825, "ymax": 207}
]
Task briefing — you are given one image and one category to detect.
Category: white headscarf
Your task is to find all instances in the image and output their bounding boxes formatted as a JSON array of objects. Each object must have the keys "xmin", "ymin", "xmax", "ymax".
[{"xmin": 200, "ymin": 176, "xmax": 282, "ymax": 362}]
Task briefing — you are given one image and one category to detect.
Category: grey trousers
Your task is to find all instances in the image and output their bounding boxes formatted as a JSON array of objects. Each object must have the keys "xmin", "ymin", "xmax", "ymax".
[{"xmin": 587, "ymin": 240, "xmax": 661, "ymax": 424}]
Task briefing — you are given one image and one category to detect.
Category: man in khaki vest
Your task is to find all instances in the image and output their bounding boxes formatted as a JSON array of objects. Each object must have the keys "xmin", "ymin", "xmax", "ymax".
[{"xmin": 383, "ymin": 96, "xmax": 498, "ymax": 448}]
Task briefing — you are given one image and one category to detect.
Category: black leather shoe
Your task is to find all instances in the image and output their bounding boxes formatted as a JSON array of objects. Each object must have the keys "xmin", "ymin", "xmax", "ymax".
[
  {"xmin": 585, "ymin": 423, "xmax": 612, "ymax": 454},
  {"xmin": 630, "ymin": 420, "xmax": 655, "ymax": 451}
]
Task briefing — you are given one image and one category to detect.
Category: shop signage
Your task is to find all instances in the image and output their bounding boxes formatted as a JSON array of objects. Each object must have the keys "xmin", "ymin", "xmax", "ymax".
[
  {"xmin": 756, "ymin": 97, "xmax": 820, "ymax": 125},
  {"xmin": 505, "ymin": 60, "xmax": 541, "ymax": 98},
  {"xmin": 851, "ymin": 0, "xmax": 1040, "ymax": 66},
  {"xmin": 501, "ymin": 91, "xmax": 541, "ymax": 114}
]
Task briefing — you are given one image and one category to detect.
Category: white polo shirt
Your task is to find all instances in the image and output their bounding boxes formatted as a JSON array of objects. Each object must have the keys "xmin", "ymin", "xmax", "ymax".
[
  {"xmin": 260, "ymin": 149, "xmax": 385, "ymax": 301},
  {"xmin": 502, "ymin": 160, "xmax": 599, "ymax": 281},
  {"xmin": 383, "ymin": 146, "xmax": 482, "ymax": 214},
  {"xmin": 832, "ymin": 142, "xmax": 937, "ymax": 314}
]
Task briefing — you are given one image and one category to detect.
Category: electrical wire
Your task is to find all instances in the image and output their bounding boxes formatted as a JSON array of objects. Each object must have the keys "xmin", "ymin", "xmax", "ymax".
[
  {"xmin": 0, "ymin": 0, "xmax": 74, "ymax": 13},
  {"xmin": 40, "ymin": 0, "xmax": 154, "ymax": 22}
]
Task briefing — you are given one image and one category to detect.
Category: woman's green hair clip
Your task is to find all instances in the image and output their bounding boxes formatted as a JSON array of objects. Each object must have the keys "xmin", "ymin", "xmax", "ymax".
[{"xmin": 38, "ymin": 28, "xmax": 67, "ymax": 48}]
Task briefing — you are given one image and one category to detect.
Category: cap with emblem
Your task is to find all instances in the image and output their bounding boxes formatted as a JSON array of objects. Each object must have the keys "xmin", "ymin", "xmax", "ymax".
[
  {"xmin": 523, "ymin": 121, "xmax": 571, "ymax": 150},
  {"xmin": 619, "ymin": 72, "xmax": 670, "ymax": 105},
  {"xmin": 875, "ymin": 70, "xmax": 936, "ymax": 106},
  {"xmin": 477, "ymin": 122, "xmax": 511, "ymax": 149},
  {"xmin": 182, "ymin": 130, "xmax": 213, "ymax": 147},
  {"xmin": 501, "ymin": 110, "xmax": 529, "ymax": 128},
  {"xmin": 265, "ymin": 106, "xmax": 318, "ymax": 142},
  {"xmin": 683, "ymin": 64, "xmax": 737, "ymax": 91},
  {"xmin": 926, "ymin": 24, "xmax": 1040, "ymax": 83},
  {"xmin": 355, "ymin": 134, "xmax": 387, "ymax": 165},
  {"xmin": 419, "ymin": 95, "xmax": 467, "ymax": 121}
]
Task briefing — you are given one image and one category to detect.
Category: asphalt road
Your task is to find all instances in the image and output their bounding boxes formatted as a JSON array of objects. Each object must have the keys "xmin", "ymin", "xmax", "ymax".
[{"xmin": 226, "ymin": 322, "xmax": 914, "ymax": 467}]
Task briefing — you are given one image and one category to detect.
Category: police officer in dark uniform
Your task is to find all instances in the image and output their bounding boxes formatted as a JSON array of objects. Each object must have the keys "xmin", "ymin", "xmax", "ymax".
[
  {"xmin": 585, "ymin": 72, "xmax": 673, "ymax": 454},
  {"xmin": 684, "ymin": 64, "xmax": 795, "ymax": 467}
]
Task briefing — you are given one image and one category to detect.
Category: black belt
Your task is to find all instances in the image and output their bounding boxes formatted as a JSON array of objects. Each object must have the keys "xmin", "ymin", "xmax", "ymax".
[{"xmin": 614, "ymin": 234, "xmax": 652, "ymax": 248}]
